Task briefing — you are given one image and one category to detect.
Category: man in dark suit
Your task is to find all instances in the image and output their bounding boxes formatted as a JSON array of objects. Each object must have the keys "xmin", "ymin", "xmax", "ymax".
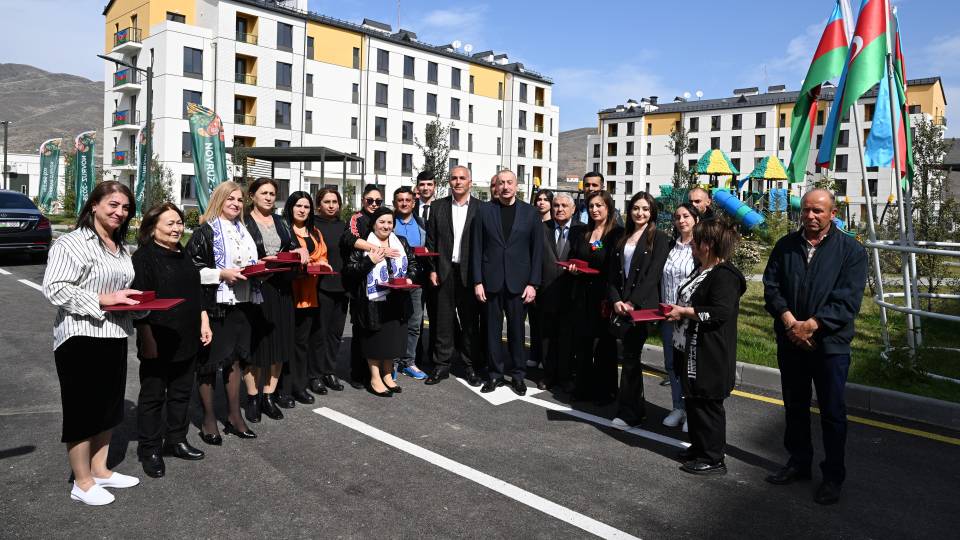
[
  {"xmin": 472, "ymin": 169, "xmax": 543, "ymax": 396},
  {"xmin": 423, "ymin": 166, "xmax": 483, "ymax": 386},
  {"xmin": 413, "ymin": 171, "xmax": 436, "ymax": 223},
  {"xmin": 534, "ymin": 192, "xmax": 583, "ymax": 391}
]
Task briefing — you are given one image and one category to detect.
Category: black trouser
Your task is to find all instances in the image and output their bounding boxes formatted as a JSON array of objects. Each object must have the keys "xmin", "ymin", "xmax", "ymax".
[
  {"xmin": 431, "ymin": 266, "xmax": 482, "ymax": 374},
  {"xmin": 615, "ymin": 324, "xmax": 650, "ymax": 424},
  {"xmin": 539, "ymin": 307, "xmax": 575, "ymax": 386},
  {"xmin": 314, "ymin": 290, "xmax": 348, "ymax": 379},
  {"xmin": 574, "ymin": 333, "xmax": 618, "ymax": 400},
  {"xmin": 485, "ymin": 290, "xmax": 527, "ymax": 381},
  {"xmin": 685, "ymin": 397, "xmax": 726, "ymax": 463},
  {"xmin": 285, "ymin": 307, "xmax": 321, "ymax": 394},
  {"xmin": 137, "ymin": 355, "xmax": 196, "ymax": 457},
  {"xmin": 529, "ymin": 303, "xmax": 543, "ymax": 367},
  {"xmin": 778, "ymin": 347, "xmax": 850, "ymax": 483}
]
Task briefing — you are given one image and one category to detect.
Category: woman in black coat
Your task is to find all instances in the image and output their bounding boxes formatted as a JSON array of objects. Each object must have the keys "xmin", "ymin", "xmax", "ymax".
[
  {"xmin": 309, "ymin": 188, "xmax": 348, "ymax": 394},
  {"xmin": 607, "ymin": 192, "xmax": 671, "ymax": 429},
  {"xmin": 343, "ymin": 206, "xmax": 419, "ymax": 397},
  {"xmin": 665, "ymin": 219, "xmax": 747, "ymax": 476}
]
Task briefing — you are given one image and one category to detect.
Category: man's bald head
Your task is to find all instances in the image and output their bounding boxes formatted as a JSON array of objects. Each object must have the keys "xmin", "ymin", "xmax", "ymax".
[
  {"xmin": 801, "ymin": 188, "xmax": 836, "ymax": 210},
  {"xmin": 688, "ymin": 187, "xmax": 712, "ymax": 214},
  {"xmin": 800, "ymin": 188, "xmax": 837, "ymax": 238}
]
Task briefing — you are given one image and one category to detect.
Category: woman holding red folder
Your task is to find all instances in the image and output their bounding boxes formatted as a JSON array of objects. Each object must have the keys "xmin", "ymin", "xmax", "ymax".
[{"xmin": 132, "ymin": 203, "xmax": 211, "ymax": 478}]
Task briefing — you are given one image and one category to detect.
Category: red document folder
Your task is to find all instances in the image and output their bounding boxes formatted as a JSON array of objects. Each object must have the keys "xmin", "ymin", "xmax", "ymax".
[
  {"xmin": 306, "ymin": 264, "xmax": 338, "ymax": 275},
  {"xmin": 377, "ymin": 278, "xmax": 421, "ymax": 290},
  {"xmin": 266, "ymin": 251, "xmax": 302, "ymax": 268},
  {"xmin": 104, "ymin": 291, "xmax": 185, "ymax": 312},
  {"xmin": 555, "ymin": 258, "xmax": 599, "ymax": 275},
  {"xmin": 412, "ymin": 246, "xmax": 440, "ymax": 257},
  {"xmin": 627, "ymin": 304, "xmax": 674, "ymax": 323},
  {"xmin": 241, "ymin": 263, "xmax": 290, "ymax": 277}
]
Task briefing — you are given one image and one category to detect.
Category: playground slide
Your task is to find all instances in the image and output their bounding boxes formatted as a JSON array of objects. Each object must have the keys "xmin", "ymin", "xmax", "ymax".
[
  {"xmin": 832, "ymin": 217, "xmax": 857, "ymax": 237},
  {"xmin": 712, "ymin": 189, "xmax": 765, "ymax": 230}
]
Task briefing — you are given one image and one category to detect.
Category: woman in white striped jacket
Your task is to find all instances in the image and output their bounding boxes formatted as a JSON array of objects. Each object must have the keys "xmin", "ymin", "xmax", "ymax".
[{"xmin": 42, "ymin": 181, "xmax": 144, "ymax": 506}]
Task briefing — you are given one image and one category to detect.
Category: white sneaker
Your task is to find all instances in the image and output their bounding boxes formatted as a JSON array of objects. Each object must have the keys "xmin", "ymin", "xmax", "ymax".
[
  {"xmin": 526, "ymin": 359, "xmax": 539, "ymax": 368},
  {"xmin": 682, "ymin": 419, "xmax": 688, "ymax": 433},
  {"xmin": 70, "ymin": 482, "xmax": 115, "ymax": 506},
  {"xmin": 610, "ymin": 417, "xmax": 630, "ymax": 430},
  {"xmin": 662, "ymin": 409, "xmax": 686, "ymax": 428},
  {"xmin": 93, "ymin": 472, "xmax": 140, "ymax": 489}
]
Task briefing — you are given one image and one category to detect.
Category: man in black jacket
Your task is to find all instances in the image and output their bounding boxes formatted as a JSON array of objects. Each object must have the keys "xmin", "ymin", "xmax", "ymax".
[{"xmin": 762, "ymin": 188, "xmax": 867, "ymax": 506}]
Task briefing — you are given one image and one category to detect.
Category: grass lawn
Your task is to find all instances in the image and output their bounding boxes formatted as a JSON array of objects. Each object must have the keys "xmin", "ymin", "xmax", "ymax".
[{"xmin": 648, "ymin": 282, "xmax": 960, "ymax": 403}]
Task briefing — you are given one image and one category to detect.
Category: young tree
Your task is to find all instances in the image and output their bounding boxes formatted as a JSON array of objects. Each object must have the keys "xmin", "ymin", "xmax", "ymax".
[
  {"xmin": 666, "ymin": 126, "xmax": 696, "ymax": 189},
  {"xmin": 142, "ymin": 155, "xmax": 175, "ymax": 211},
  {"xmin": 414, "ymin": 119, "xmax": 452, "ymax": 194}
]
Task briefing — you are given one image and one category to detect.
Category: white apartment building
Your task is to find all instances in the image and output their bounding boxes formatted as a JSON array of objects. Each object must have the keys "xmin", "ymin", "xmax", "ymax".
[
  {"xmin": 586, "ymin": 78, "xmax": 947, "ymax": 224},
  {"xmin": 0, "ymin": 149, "xmax": 66, "ymax": 200},
  {"xmin": 101, "ymin": 0, "xmax": 559, "ymax": 209}
]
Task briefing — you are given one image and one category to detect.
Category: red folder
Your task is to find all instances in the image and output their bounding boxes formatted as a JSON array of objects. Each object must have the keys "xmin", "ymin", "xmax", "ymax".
[
  {"xmin": 627, "ymin": 304, "xmax": 674, "ymax": 323},
  {"xmin": 104, "ymin": 298, "xmax": 185, "ymax": 311},
  {"xmin": 412, "ymin": 246, "xmax": 440, "ymax": 257},
  {"xmin": 377, "ymin": 278, "xmax": 421, "ymax": 290},
  {"xmin": 266, "ymin": 251, "xmax": 302, "ymax": 268},
  {"xmin": 306, "ymin": 264, "xmax": 338, "ymax": 275},
  {"xmin": 241, "ymin": 263, "xmax": 290, "ymax": 277},
  {"xmin": 555, "ymin": 258, "xmax": 599, "ymax": 275}
]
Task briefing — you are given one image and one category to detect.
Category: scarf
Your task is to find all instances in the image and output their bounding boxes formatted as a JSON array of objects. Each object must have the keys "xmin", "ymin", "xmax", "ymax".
[
  {"xmin": 364, "ymin": 232, "xmax": 408, "ymax": 302},
  {"xmin": 212, "ymin": 217, "xmax": 262, "ymax": 304}
]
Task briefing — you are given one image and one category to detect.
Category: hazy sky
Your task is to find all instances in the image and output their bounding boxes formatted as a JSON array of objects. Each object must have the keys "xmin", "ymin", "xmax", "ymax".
[{"xmin": 1, "ymin": 0, "xmax": 956, "ymax": 134}]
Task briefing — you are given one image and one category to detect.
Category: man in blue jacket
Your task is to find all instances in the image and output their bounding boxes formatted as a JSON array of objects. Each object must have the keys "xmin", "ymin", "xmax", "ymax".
[
  {"xmin": 762, "ymin": 188, "xmax": 867, "ymax": 506},
  {"xmin": 472, "ymin": 169, "xmax": 543, "ymax": 395}
]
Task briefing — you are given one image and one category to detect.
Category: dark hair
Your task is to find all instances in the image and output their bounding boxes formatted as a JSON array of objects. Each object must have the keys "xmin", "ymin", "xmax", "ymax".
[
  {"xmin": 583, "ymin": 171, "xmax": 604, "ymax": 183},
  {"xmin": 76, "ymin": 180, "xmax": 135, "ymax": 254},
  {"xmin": 620, "ymin": 192, "xmax": 658, "ymax": 251},
  {"xmin": 369, "ymin": 205, "xmax": 395, "ymax": 225},
  {"xmin": 535, "ymin": 189, "xmax": 554, "ymax": 204},
  {"xmin": 315, "ymin": 187, "xmax": 342, "ymax": 211},
  {"xmin": 692, "ymin": 219, "xmax": 740, "ymax": 262},
  {"xmin": 362, "ymin": 184, "xmax": 383, "ymax": 197},
  {"xmin": 282, "ymin": 191, "xmax": 316, "ymax": 232},
  {"xmin": 393, "ymin": 186, "xmax": 415, "ymax": 199},
  {"xmin": 138, "ymin": 202, "xmax": 184, "ymax": 247},
  {"xmin": 584, "ymin": 191, "xmax": 616, "ymax": 238},
  {"xmin": 672, "ymin": 202, "xmax": 701, "ymax": 239},
  {"xmin": 416, "ymin": 170, "xmax": 435, "ymax": 183},
  {"xmin": 248, "ymin": 177, "xmax": 279, "ymax": 197}
]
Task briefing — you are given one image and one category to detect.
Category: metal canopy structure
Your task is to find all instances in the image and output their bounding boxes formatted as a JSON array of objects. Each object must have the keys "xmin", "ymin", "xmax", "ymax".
[{"xmin": 226, "ymin": 146, "xmax": 365, "ymax": 191}]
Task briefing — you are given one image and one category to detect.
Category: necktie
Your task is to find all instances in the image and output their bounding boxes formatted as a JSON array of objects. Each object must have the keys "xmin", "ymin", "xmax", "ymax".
[
  {"xmin": 556, "ymin": 226, "xmax": 567, "ymax": 255},
  {"xmin": 422, "ymin": 204, "xmax": 430, "ymax": 222}
]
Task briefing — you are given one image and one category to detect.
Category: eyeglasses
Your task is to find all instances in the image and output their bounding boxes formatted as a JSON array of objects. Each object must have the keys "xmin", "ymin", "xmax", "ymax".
[{"xmin": 365, "ymin": 198, "xmax": 384, "ymax": 206}]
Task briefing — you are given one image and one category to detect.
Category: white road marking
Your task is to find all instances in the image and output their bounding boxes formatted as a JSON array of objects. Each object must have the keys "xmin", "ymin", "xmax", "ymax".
[
  {"xmin": 0, "ymin": 268, "xmax": 11, "ymax": 275},
  {"xmin": 314, "ymin": 407, "xmax": 642, "ymax": 540},
  {"xmin": 18, "ymin": 279, "xmax": 42, "ymax": 292},
  {"xmin": 455, "ymin": 375, "xmax": 546, "ymax": 405}
]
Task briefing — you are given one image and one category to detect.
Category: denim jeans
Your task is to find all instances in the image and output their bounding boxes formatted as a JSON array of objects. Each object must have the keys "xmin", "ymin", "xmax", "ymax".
[
  {"xmin": 660, "ymin": 323, "xmax": 684, "ymax": 410},
  {"xmin": 397, "ymin": 287, "xmax": 424, "ymax": 370}
]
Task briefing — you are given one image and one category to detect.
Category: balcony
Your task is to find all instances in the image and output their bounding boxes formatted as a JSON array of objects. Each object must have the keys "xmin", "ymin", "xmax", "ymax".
[
  {"xmin": 111, "ymin": 110, "xmax": 140, "ymax": 131},
  {"xmin": 113, "ymin": 68, "xmax": 141, "ymax": 94},
  {"xmin": 110, "ymin": 150, "xmax": 136, "ymax": 169},
  {"xmin": 234, "ymin": 114, "xmax": 256, "ymax": 126},
  {"xmin": 934, "ymin": 116, "xmax": 947, "ymax": 127},
  {"xmin": 235, "ymin": 73, "xmax": 257, "ymax": 85},
  {"xmin": 112, "ymin": 27, "xmax": 142, "ymax": 54},
  {"xmin": 236, "ymin": 31, "xmax": 258, "ymax": 45}
]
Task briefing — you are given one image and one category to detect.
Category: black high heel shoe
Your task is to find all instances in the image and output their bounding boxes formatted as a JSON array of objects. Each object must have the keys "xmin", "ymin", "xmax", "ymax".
[
  {"xmin": 223, "ymin": 421, "xmax": 257, "ymax": 439},
  {"xmin": 199, "ymin": 430, "xmax": 222, "ymax": 446},
  {"xmin": 366, "ymin": 385, "xmax": 393, "ymax": 398},
  {"xmin": 385, "ymin": 385, "xmax": 402, "ymax": 394},
  {"xmin": 244, "ymin": 393, "xmax": 262, "ymax": 423},
  {"xmin": 260, "ymin": 393, "xmax": 284, "ymax": 420}
]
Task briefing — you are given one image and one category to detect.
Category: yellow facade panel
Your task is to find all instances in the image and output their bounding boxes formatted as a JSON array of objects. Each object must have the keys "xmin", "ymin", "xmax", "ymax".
[
  {"xmin": 307, "ymin": 21, "xmax": 363, "ymax": 69},
  {"xmin": 907, "ymin": 81, "xmax": 947, "ymax": 120},
  {"xmin": 105, "ymin": 0, "xmax": 151, "ymax": 52},
  {"xmin": 470, "ymin": 64, "xmax": 505, "ymax": 100},
  {"xmin": 645, "ymin": 112, "xmax": 681, "ymax": 136},
  {"xmin": 149, "ymin": 0, "xmax": 195, "ymax": 26},
  {"xmin": 777, "ymin": 103, "xmax": 795, "ymax": 127}
]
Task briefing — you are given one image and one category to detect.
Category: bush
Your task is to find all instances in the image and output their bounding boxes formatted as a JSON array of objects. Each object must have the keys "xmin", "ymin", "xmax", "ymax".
[
  {"xmin": 185, "ymin": 208, "xmax": 201, "ymax": 229},
  {"xmin": 732, "ymin": 235, "xmax": 765, "ymax": 273}
]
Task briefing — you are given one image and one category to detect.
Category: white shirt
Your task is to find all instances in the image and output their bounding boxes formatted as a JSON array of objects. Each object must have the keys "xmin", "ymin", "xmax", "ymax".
[
  {"xmin": 661, "ymin": 239, "xmax": 695, "ymax": 305},
  {"xmin": 451, "ymin": 197, "xmax": 470, "ymax": 264}
]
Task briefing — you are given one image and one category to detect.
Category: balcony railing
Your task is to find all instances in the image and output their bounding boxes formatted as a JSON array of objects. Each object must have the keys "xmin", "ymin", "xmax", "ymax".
[
  {"xmin": 236, "ymin": 31, "xmax": 258, "ymax": 45},
  {"xmin": 935, "ymin": 116, "xmax": 948, "ymax": 127},
  {"xmin": 535, "ymin": 99, "xmax": 545, "ymax": 106},
  {"xmin": 113, "ymin": 68, "xmax": 139, "ymax": 87},
  {"xmin": 235, "ymin": 73, "xmax": 257, "ymax": 85},
  {"xmin": 112, "ymin": 110, "xmax": 139, "ymax": 126},
  {"xmin": 534, "ymin": 124, "xmax": 544, "ymax": 133},
  {"xmin": 113, "ymin": 27, "xmax": 142, "ymax": 48},
  {"xmin": 234, "ymin": 114, "xmax": 256, "ymax": 126},
  {"xmin": 112, "ymin": 150, "xmax": 130, "ymax": 166}
]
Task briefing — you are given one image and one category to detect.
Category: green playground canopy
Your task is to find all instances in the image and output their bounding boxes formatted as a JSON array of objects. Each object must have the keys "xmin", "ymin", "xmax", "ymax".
[{"xmin": 695, "ymin": 149, "xmax": 739, "ymax": 176}]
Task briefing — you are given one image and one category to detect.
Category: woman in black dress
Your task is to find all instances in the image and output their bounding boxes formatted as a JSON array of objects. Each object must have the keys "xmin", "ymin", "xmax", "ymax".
[
  {"xmin": 243, "ymin": 178, "xmax": 308, "ymax": 422},
  {"xmin": 311, "ymin": 188, "xmax": 348, "ymax": 393},
  {"xmin": 664, "ymin": 219, "xmax": 747, "ymax": 475},
  {"xmin": 567, "ymin": 191, "xmax": 623, "ymax": 404},
  {"xmin": 344, "ymin": 206, "xmax": 419, "ymax": 397},
  {"xmin": 132, "ymin": 203, "xmax": 211, "ymax": 477},
  {"xmin": 607, "ymin": 192, "xmax": 672, "ymax": 429}
]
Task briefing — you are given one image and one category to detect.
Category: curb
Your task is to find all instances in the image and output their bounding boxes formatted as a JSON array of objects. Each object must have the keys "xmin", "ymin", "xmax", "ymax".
[{"xmin": 641, "ymin": 344, "xmax": 960, "ymax": 432}]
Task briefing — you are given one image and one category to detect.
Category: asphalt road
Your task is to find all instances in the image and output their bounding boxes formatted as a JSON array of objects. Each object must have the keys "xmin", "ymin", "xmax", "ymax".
[{"xmin": 1, "ymin": 253, "xmax": 958, "ymax": 539}]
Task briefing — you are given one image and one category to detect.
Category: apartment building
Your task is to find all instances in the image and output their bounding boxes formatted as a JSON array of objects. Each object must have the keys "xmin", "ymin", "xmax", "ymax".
[
  {"xmin": 101, "ymin": 0, "xmax": 559, "ymax": 208},
  {"xmin": 586, "ymin": 78, "xmax": 947, "ymax": 223}
]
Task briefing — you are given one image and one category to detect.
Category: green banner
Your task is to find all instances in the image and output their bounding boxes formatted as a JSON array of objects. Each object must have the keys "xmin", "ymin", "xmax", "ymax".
[
  {"xmin": 38, "ymin": 138, "xmax": 62, "ymax": 211},
  {"xmin": 73, "ymin": 131, "xmax": 96, "ymax": 215},
  {"xmin": 187, "ymin": 103, "xmax": 228, "ymax": 213},
  {"xmin": 135, "ymin": 124, "xmax": 149, "ymax": 216}
]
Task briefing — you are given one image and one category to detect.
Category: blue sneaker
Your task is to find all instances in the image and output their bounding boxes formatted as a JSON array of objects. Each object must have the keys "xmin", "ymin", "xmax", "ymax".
[{"xmin": 402, "ymin": 366, "xmax": 428, "ymax": 380}]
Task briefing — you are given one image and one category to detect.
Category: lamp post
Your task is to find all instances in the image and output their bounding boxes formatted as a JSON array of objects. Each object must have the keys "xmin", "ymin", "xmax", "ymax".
[
  {"xmin": 1, "ymin": 121, "xmax": 9, "ymax": 190},
  {"xmin": 98, "ymin": 54, "xmax": 152, "ymax": 193}
]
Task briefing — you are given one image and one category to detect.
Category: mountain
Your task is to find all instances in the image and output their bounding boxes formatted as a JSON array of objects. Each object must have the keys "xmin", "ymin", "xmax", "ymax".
[
  {"xmin": 0, "ymin": 63, "xmax": 103, "ymax": 156},
  {"xmin": 558, "ymin": 127, "xmax": 595, "ymax": 181}
]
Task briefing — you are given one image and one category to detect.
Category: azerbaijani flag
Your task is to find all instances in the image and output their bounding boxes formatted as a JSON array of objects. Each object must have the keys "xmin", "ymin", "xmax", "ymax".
[
  {"xmin": 816, "ymin": 0, "xmax": 888, "ymax": 169},
  {"xmin": 786, "ymin": 0, "xmax": 848, "ymax": 183}
]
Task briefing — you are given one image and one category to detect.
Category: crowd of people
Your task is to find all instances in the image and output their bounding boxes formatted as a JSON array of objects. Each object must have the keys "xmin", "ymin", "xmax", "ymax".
[{"xmin": 42, "ymin": 167, "xmax": 866, "ymax": 507}]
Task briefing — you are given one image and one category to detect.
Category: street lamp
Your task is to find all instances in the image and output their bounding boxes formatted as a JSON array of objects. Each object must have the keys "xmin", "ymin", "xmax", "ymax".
[
  {"xmin": 97, "ymin": 53, "xmax": 153, "ymax": 194},
  {"xmin": 1, "ymin": 120, "xmax": 10, "ymax": 190}
]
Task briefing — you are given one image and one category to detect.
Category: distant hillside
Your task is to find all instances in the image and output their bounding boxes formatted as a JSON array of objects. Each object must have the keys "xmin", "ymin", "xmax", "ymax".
[
  {"xmin": 558, "ymin": 127, "xmax": 595, "ymax": 180},
  {"xmin": 0, "ymin": 64, "xmax": 103, "ymax": 156}
]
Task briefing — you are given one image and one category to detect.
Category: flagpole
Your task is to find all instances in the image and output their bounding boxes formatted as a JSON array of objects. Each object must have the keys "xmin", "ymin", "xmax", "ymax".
[
  {"xmin": 882, "ymin": 0, "xmax": 917, "ymax": 353},
  {"xmin": 840, "ymin": 0, "xmax": 891, "ymax": 351}
]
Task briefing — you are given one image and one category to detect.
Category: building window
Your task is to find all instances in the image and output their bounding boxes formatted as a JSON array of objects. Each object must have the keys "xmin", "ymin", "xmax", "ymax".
[
  {"xmin": 779, "ymin": 113, "xmax": 787, "ymax": 128},
  {"xmin": 306, "ymin": 36, "xmax": 314, "ymax": 60},
  {"xmin": 277, "ymin": 22, "xmax": 293, "ymax": 51},
  {"xmin": 838, "ymin": 129, "xmax": 849, "ymax": 147},
  {"xmin": 732, "ymin": 113, "xmax": 742, "ymax": 130},
  {"xmin": 276, "ymin": 62, "xmax": 292, "ymax": 90},
  {"xmin": 592, "ymin": 162, "xmax": 600, "ymax": 173},
  {"xmin": 778, "ymin": 136, "xmax": 785, "ymax": 151},
  {"xmin": 607, "ymin": 142, "xmax": 617, "ymax": 156},
  {"xmin": 183, "ymin": 47, "xmax": 203, "ymax": 78},
  {"xmin": 182, "ymin": 89, "xmax": 202, "ymax": 119},
  {"xmin": 451, "ymin": 68, "xmax": 461, "ymax": 89},
  {"xmin": 275, "ymin": 101, "xmax": 291, "ymax": 129},
  {"xmin": 450, "ymin": 157, "xmax": 460, "ymax": 170},
  {"xmin": 625, "ymin": 141, "xmax": 634, "ymax": 155},
  {"xmin": 351, "ymin": 117, "xmax": 358, "ymax": 139},
  {"xmin": 401, "ymin": 153, "xmax": 413, "ymax": 175},
  {"xmin": 377, "ymin": 49, "xmax": 389, "ymax": 74},
  {"xmin": 427, "ymin": 93, "xmax": 437, "ymax": 115},
  {"xmin": 608, "ymin": 123, "xmax": 618, "ymax": 137},
  {"xmin": 868, "ymin": 178, "xmax": 878, "ymax": 196},
  {"xmin": 519, "ymin": 110, "xmax": 527, "ymax": 130},
  {"xmin": 689, "ymin": 117, "xmax": 699, "ymax": 132},
  {"xmin": 731, "ymin": 158, "xmax": 740, "ymax": 171},
  {"xmin": 646, "ymin": 142, "xmax": 651, "ymax": 155},
  {"xmin": 352, "ymin": 83, "xmax": 359, "ymax": 104},
  {"xmin": 450, "ymin": 128, "xmax": 460, "ymax": 150},
  {"xmin": 908, "ymin": 104, "xmax": 921, "ymax": 114},
  {"xmin": 181, "ymin": 132, "xmax": 192, "ymax": 162},
  {"xmin": 626, "ymin": 180, "xmax": 634, "ymax": 193},
  {"xmin": 627, "ymin": 122, "xmax": 635, "ymax": 136},
  {"xmin": 374, "ymin": 150, "xmax": 387, "ymax": 174},
  {"xmin": 593, "ymin": 144, "xmax": 600, "ymax": 158},
  {"xmin": 517, "ymin": 164, "xmax": 525, "ymax": 183},
  {"xmin": 167, "ymin": 11, "xmax": 185, "ymax": 23},
  {"xmin": 647, "ymin": 123, "xmax": 653, "ymax": 136},
  {"xmin": 427, "ymin": 61, "xmax": 438, "ymax": 84},
  {"xmin": 731, "ymin": 136, "xmax": 741, "ymax": 152},
  {"xmin": 468, "ymin": 133, "xmax": 474, "ymax": 152},
  {"xmin": 497, "ymin": 137, "xmax": 502, "ymax": 156},
  {"xmin": 305, "ymin": 110, "xmax": 313, "ymax": 133},
  {"xmin": 756, "ymin": 111, "xmax": 767, "ymax": 128},
  {"xmin": 689, "ymin": 138, "xmax": 699, "ymax": 153},
  {"xmin": 754, "ymin": 134, "xmax": 765, "ymax": 150},
  {"xmin": 402, "ymin": 121, "xmax": 413, "ymax": 143},
  {"xmin": 498, "ymin": 82, "xmax": 503, "ymax": 100},
  {"xmin": 469, "ymin": 75, "xmax": 475, "ymax": 94},
  {"xmin": 518, "ymin": 137, "xmax": 526, "ymax": 157},
  {"xmin": 835, "ymin": 178, "xmax": 847, "ymax": 195},
  {"xmin": 711, "ymin": 137, "xmax": 720, "ymax": 150},
  {"xmin": 352, "ymin": 47, "xmax": 360, "ymax": 69},
  {"xmin": 180, "ymin": 174, "xmax": 196, "ymax": 201},
  {"xmin": 835, "ymin": 154, "xmax": 849, "ymax": 172},
  {"xmin": 625, "ymin": 161, "xmax": 634, "ymax": 175},
  {"xmin": 451, "ymin": 98, "xmax": 460, "ymax": 120},
  {"xmin": 305, "ymin": 73, "xmax": 313, "ymax": 96},
  {"xmin": 497, "ymin": 110, "xmax": 503, "ymax": 127},
  {"xmin": 816, "ymin": 109, "xmax": 825, "ymax": 125},
  {"xmin": 403, "ymin": 55, "xmax": 414, "ymax": 78},
  {"xmin": 711, "ymin": 115, "xmax": 721, "ymax": 131},
  {"xmin": 816, "ymin": 134, "xmax": 823, "ymax": 149},
  {"xmin": 519, "ymin": 83, "xmax": 528, "ymax": 103},
  {"xmin": 376, "ymin": 83, "xmax": 388, "ymax": 107},
  {"xmin": 403, "ymin": 88, "xmax": 414, "ymax": 111},
  {"xmin": 468, "ymin": 104, "xmax": 474, "ymax": 123},
  {"xmin": 645, "ymin": 163, "xmax": 651, "ymax": 175},
  {"xmin": 274, "ymin": 139, "xmax": 290, "ymax": 170},
  {"xmin": 607, "ymin": 162, "xmax": 617, "ymax": 176},
  {"xmin": 375, "ymin": 117, "xmax": 387, "ymax": 141}
]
